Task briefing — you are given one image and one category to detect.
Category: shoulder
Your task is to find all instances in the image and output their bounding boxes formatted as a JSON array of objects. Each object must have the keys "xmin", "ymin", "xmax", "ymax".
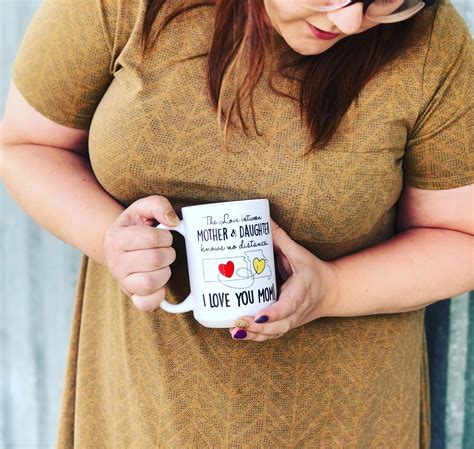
[
  {"xmin": 401, "ymin": 0, "xmax": 472, "ymax": 116},
  {"xmin": 415, "ymin": 0, "xmax": 472, "ymax": 71},
  {"xmin": 411, "ymin": 0, "xmax": 470, "ymax": 36},
  {"xmin": 96, "ymin": 0, "xmax": 143, "ymax": 55},
  {"xmin": 430, "ymin": 0, "xmax": 471, "ymax": 35},
  {"xmin": 426, "ymin": 0, "xmax": 472, "ymax": 62},
  {"xmin": 404, "ymin": 0, "xmax": 471, "ymax": 60}
]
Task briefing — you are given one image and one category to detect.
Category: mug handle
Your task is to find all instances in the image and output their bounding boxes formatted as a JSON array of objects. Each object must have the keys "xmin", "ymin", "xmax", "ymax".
[{"xmin": 156, "ymin": 222, "xmax": 194, "ymax": 314}]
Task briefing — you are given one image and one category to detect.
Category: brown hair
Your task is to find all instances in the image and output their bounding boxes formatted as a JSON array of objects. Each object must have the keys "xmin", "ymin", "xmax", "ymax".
[{"xmin": 141, "ymin": 0, "xmax": 417, "ymax": 153}]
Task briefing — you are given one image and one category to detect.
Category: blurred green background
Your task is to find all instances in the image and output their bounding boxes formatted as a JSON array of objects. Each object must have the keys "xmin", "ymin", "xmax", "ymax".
[{"xmin": 1, "ymin": 1, "xmax": 472, "ymax": 447}]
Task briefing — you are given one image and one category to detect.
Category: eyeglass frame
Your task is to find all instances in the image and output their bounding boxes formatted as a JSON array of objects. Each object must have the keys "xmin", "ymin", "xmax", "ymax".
[{"xmin": 296, "ymin": 0, "xmax": 437, "ymax": 23}]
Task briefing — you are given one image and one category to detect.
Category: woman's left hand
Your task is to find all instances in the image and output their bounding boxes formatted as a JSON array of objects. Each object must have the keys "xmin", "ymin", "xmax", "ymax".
[{"xmin": 229, "ymin": 220, "xmax": 339, "ymax": 342}]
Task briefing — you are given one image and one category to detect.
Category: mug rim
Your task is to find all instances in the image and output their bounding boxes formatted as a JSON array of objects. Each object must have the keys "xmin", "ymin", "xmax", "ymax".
[{"xmin": 182, "ymin": 198, "xmax": 268, "ymax": 211}]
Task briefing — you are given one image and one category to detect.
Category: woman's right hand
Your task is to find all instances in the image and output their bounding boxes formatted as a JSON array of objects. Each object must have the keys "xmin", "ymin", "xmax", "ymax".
[{"xmin": 102, "ymin": 195, "xmax": 181, "ymax": 312}]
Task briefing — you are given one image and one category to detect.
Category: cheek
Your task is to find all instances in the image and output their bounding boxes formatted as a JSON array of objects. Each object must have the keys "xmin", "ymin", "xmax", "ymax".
[{"xmin": 266, "ymin": 0, "xmax": 310, "ymax": 29}]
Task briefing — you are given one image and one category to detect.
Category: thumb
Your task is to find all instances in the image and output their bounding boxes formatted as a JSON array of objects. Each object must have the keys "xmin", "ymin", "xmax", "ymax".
[
  {"xmin": 117, "ymin": 195, "xmax": 180, "ymax": 227},
  {"xmin": 271, "ymin": 219, "xmax": 299, "ymax": 259}
]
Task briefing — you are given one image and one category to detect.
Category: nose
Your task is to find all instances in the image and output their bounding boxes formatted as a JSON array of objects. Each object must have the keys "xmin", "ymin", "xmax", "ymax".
[{"xmin": 326, "ymin": 3, "xmax": 364, "ymax": 34}]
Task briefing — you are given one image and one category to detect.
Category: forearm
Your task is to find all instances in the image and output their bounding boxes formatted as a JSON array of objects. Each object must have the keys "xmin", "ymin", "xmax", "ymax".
[
  {"xmin": 324, "ymin": 228, "xmax": 473, "ymax": 317},
  {"xmin": 0, "ymin": 144, "xmax": 124, "ymax": 265}
]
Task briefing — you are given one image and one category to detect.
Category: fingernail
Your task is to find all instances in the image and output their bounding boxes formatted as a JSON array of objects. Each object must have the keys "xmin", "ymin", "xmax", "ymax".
[
  {"xmin": 233, "ymin": 329, "xmax": 247, "ymax": 339},
  {"xmin": 131, "ymin": 295, "xmax": 150, "ymax": 312},
  {"xmin": 234, "ymin": 319, "xmax": 250, "ymax": 329},
  {"xmin": 255, "ymin": 315, "xmax": 269, "ymax": 323},
  {"xmin": 165, "ymin": 210, "xmax": 180, "ymax": 226}
]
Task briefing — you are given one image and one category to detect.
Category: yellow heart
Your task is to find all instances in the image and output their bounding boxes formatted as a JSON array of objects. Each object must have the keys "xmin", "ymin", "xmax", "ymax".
[{"xmin": 253, "ymin": 258, "xmax": 266, "ymax": 275}]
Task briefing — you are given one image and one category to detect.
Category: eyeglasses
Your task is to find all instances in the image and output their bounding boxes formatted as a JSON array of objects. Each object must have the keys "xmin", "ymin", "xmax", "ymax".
[{"xmin": 297, "ymin": 0, "xmax": 427, "ymax": 24}]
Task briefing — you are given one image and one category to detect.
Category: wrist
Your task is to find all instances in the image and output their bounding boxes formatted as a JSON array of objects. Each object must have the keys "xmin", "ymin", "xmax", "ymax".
[
  {"xmin": 97, "ymin": 209, "xmax": 124, "ymax": 266},
  {"xmin": 316, "ymin": 260, "xmax": 341, "ymax": 318}
]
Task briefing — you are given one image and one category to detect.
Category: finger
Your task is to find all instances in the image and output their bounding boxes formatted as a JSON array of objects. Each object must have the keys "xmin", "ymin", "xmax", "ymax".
[
  {"xmin": 232, "ymin": 313, "xmax": 292, "ymax": 338},
  {"xmin": 119, "ymin": 247, "xmax": 176, "ymax": 276},
  {"xmin": 276, "ymin": 253, "xmax": 292, "ymax": 279},
  {"xmin": 251, "ymin": 318, "xmax": 293, "ymax": 336},
  {"xmin": 230, "ymin": 327, "xmax": 285, "ymax": 342},
  {"xmin": 247, "ymin": 285, "xmax": 302, "ymax": 334},
  {"xmin": 234, "ymin": 315, "xmax": 294, "ymax": 336},
  {"xmin": 131, "ymin": 288, "xmax": 166, "ymax": 312},
  {"xmin": 232, "ymin": 317, "xmax": 276, "ymax": 335},
  {"xmin": 255, "ymin": 280, "xmax": 299, "ymax": 322},
  {"xmin": 116, "ymin": 195, "xmax": 180, "ymax": 228},
  {"xmin": 113, "ymin": 226, "xmax": 173, "ymax": 252},
  {"xmin": 271, "ymin": 219, "xmax": 299, "ymax": 262},
  {"xmin": 123, "ymin": 267, "xmax": 172, "ymax": 297}
]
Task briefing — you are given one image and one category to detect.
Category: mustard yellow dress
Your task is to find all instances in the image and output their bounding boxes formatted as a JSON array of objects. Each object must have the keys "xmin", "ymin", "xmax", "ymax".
[{"xmin": 12, "ymin": 0, "xmax": 473, "ymax": 447}]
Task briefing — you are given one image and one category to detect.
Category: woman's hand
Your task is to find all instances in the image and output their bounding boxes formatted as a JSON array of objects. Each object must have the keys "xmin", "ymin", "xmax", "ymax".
[
  {"xmin": 229, "ymin": 220, "xmax": 340, "ymax": 342},
  {"xmin": 103, "ymin": 195, "xmax": 180, "ymax": 312}
]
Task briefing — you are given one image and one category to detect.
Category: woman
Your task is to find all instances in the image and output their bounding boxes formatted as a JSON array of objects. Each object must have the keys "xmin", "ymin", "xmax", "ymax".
[{"xmin": 1, "ymin": 0, "xmax": 472, "ymax": 446}]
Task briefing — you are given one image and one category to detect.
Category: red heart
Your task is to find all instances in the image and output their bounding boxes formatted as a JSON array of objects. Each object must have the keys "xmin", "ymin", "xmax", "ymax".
[{"xmin": 218, "ymin": 261, "xmax": 234, "ymax": 278}]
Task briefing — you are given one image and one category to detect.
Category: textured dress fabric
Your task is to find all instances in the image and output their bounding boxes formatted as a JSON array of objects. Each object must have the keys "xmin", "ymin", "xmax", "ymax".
[{"xmin": 12, "ymin": 0, "xmax": 473, "ymax": 447}]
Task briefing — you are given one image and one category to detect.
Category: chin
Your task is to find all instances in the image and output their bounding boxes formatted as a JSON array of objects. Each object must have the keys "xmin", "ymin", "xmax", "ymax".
[
  {"xmin": 291, "ymin": 42, "xmax": 334, "ymax": 56},
  {"xmin": 285, "ymin": 36, "xmax": 338, "ymax": 56},
  {"xmin": 290, "ymin": 45, "xmax": 319, "ymax": 55}
]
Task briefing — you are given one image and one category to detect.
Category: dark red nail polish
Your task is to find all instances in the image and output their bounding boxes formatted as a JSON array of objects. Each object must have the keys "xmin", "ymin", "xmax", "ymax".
[
  {"xmin": 234, "ymin": 329, "xmax": 247, "ymax": 339},
  {"xmin": 255, "ymin": 315, "xmax": 269, "ymax": 323}
]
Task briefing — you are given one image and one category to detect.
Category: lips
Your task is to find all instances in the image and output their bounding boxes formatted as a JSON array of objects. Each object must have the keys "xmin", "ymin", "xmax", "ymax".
[{"xmin": 307, "ymin": 23, "xmax": 341, "ymax": 40}]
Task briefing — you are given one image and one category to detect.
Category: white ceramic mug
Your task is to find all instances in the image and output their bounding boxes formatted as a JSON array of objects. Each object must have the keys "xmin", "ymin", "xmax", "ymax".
[{"xmin": 157, "ymin": 199, "xmax": 277, "ymax": 328}]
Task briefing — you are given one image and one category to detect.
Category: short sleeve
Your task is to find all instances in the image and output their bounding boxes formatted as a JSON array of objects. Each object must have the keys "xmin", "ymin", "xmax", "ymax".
[
  {"xmin": 404, "ymin": 0, "xmax": 473, "ymax": 190},
  {"xmin": 12, "ymin": 0, "xmax": 118, "ymax": 129}
]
